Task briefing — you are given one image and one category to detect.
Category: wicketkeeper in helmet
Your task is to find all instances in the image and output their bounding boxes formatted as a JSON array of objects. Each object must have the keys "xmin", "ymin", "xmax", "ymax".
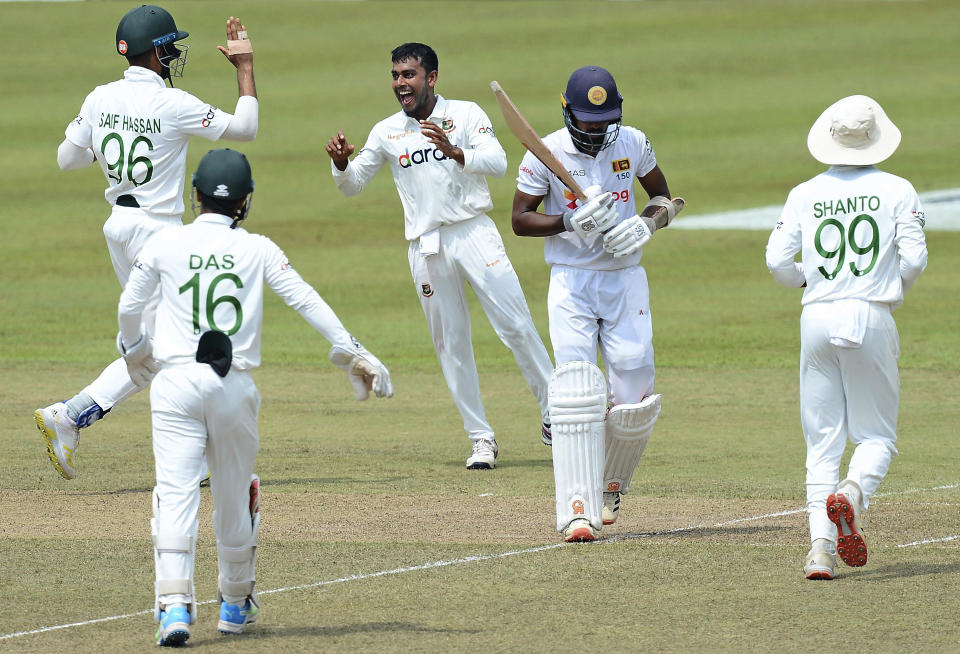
[
  {"xmin": 512, "ymin": 66, "xmax": 683, "ymax": 542},
  {"xmin": 118, "ymin": 148, "xmax": 393, "ymax": 645},
  {"xmin": 36, "ymin": 5, "xmax": 260, "ymax": 482}
]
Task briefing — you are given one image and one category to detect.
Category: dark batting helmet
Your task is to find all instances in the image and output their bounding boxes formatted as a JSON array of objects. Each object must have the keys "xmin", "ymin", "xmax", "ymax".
[
  {"xmin": 116, "ymin": 5, "xmax": 189, "ymax": 78},
  {"xmin": 561, "ymin": 66, "xmax": 623, "ymax": 155},
  {"xmin": 192, "ymin": 149, "xmax": 255, "ymax": 227}
]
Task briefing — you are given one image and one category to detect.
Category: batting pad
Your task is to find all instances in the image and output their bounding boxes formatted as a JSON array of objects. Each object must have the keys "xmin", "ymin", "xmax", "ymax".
[
  {"xmin": 603, "ymin": 394, "xmax": 661, "ymax": 495},
  {"xmin": 152, "ymin": 487, "xmax": 199, "ymax": 623},
  {"xmin": 549, "ymin": 361, "xmax": 607, "ymax": 532}
]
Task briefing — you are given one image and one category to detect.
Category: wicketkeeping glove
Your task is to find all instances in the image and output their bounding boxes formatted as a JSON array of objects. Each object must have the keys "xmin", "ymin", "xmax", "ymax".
[
  {"xmin": 117, "ymin": 332, "xmax": 160, "ymax": 387},
  {"xmin": 562, "ymin": 192, "xmax": 619, "ymax": 239},
  {"xmin": 602, "ymin": 215, "xmax": 653, "ymax": 258},
  {"xmin": 329, "ymin": 341, "xmax": 394, "ymax": 400}
]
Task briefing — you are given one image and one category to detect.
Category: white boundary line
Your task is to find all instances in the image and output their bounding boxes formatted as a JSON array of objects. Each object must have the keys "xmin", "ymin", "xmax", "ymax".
[
  {"xmin": 897, "ymin": 535, "xmax": 960, "ymax": 548},
  {"xmin": 672, "ymin": 187, "xmax": 960, "ymax": 231},
  {"xmin": 2, "ymin": 481, "xmax": 956, "ymax": 641}
]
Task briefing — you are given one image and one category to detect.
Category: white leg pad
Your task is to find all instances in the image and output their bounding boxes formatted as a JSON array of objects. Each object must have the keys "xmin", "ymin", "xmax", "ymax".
[
  {"xmin": 603, "ymin": 394, "xmax": 661, "ymax": 494},
  {"xmin": 216, "ymin": 512, "xmax": 260, "ymax": 603},
  {"xmin": 151, "ymin": 487, "xmax": 198, "ymax": 623},
  {"xmin": 549, "ymin": 361, "xmax": 607, "ymax": 532}
]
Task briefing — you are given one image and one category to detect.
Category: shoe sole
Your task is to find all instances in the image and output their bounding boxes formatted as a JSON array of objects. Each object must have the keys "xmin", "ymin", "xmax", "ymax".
[
  {"xmin": 602, "ymin": 517, "xmax": 617, "ymax": 526},
  {"xmin": 564, "ymin": 527, "xmax": 597, "ymax": 543},
  {"xmin": 158, "ymin": 626, "xmax": 190, "ymax": 646},
  {"xmin": 34, "ymin": 410, "xmax": 73, "ymax": 480},
  {"xmin": 805, "ymin": 568, "xmax": 834, "ymax": 580},
  {"xmin": 466, "ymin": 462, "xmax": 495, "ymax": 470},
  {"xmin": 827, "ymin": 492, "xmax": 867, "ymax": 567}
]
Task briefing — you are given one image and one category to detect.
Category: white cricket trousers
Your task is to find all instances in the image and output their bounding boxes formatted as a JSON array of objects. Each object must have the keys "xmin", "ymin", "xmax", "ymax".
[
  {"xmin": 800, "ymin": 301, "xmax": 900, "ymax": 542},
  {"xmin": 150, "ymin": 363, "xmax": 260, "ymax": 605},
  {"xmin": 548, "ymin": 265, "xmax": 655, "ymax": 404},
  {"xmin": 84, "ymin": 206, "xmax": 182, "ymax": 410},
  {"xmin": 408, "ymin": 215, "xmax": 553, "ymax": 442}
]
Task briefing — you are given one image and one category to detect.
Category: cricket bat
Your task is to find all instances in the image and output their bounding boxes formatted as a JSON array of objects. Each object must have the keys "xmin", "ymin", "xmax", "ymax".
[{"xmin": 490, "ymin": 80, "xmax": 587, "ymax": 201}]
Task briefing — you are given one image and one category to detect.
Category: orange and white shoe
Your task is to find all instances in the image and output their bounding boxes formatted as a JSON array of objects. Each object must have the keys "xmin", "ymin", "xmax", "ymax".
[
  {"xmin": 827, "ymin": 481, "xmax": 867, "ymax": 567},
  {"xmin": 563, "ymin": 518, "xmax": 597, "ymax": 543}
]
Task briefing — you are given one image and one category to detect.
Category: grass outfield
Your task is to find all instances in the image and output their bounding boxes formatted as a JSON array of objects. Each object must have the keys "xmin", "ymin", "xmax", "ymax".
[{"xmin": 2, "ymin": 0, "xmax": 958, "ymax": 651}]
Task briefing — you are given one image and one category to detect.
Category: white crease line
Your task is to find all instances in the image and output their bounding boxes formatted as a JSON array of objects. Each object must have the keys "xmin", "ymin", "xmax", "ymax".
[
  {"xmin": 3, "ymin": 481, "xmax": 956, "ymax": 641},
  {"xmin": 897, "ymin": 535, "xmax": 960, "ymax": 548}
]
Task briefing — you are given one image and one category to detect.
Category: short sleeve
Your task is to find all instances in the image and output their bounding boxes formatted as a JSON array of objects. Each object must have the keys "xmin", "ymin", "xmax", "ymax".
[{"xmin": 175, "ymin": 91, "xmax": 232, "ymax": 140}]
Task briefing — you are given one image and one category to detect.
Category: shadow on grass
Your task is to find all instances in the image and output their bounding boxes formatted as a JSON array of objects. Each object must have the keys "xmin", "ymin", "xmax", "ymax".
[
  {"xmin": 847, "ymin": 561, "xmax": 960, "ymax": 582},
  {"xmin": 202, "ymin": 621, "xmax": 481, "ymax": 642},
  {"xmin": 610, "ymin": 524, "xmax": 791, "ymax": 542}
]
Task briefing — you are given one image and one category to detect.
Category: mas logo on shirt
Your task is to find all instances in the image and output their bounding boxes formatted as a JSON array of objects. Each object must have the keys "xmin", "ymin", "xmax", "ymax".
[
  {"xmin": 611, "ymin": 158, "xmax": 630, "ymax": 173},
  {"xmin": 421, "ymin": 283, "xmax": 434, "ymax": 298},
  {"xmin": 562, "ymin": 188, "xmax": 579, "ymax": 210}
]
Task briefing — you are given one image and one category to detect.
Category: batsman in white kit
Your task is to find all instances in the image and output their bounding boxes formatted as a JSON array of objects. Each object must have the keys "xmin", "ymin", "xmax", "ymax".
[
  {"xmin": 35, "ymin": 4, "xmax": 259, "ymax": 480},
  {"xmin": 326, "ymin": 43, "xmax": 554, "ymax": 469},
  {"xmin": 765, "ymin": 95, "xmax": 927, "ymax": 580},
  {"xmin": 512, "ymin": 67, "xmax": 683, "ymax": 542},
  {"xmin": 118, "ymin": 149, "xmax": 393, "ymax": 645}
]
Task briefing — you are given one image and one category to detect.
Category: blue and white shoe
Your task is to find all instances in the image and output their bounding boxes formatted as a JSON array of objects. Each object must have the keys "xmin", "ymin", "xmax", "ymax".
[
  {"xmin": 218, "ymin": 597, "xmax": 259, "ymax": 635},
  {"xmin": 155, "ymin": 603, "xmax": 190, "ymax": 647}
]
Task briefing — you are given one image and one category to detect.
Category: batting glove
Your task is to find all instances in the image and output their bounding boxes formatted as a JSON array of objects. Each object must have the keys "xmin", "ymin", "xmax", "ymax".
[
  {"xmin": 562, "ymin": 192, "xmax": 618, "ymax": 239},
  {"xmin": 117, "ymin": 332, "xmax": 160, "ymax": 387},
  {"xmin": 603, "ymin": 215, "xmax": 653, "ymax": 258}
]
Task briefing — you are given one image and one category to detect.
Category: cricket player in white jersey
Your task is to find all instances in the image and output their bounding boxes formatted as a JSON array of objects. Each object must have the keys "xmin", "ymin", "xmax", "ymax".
[
  {"xmin": 325, "ymin": 43, "xmax": 554, "ymax": 470},
  {"xmin": 35, "ymin": 5, "xmax": 260, "ymax": 481},
  {"xmin": 119, "ymin": 149, "xmax": 393, "ymax": 645},
  {"xmin": 513, "ymin": 66, "xmax": 680, "ymax": 542},
  {"xmin": 765, "ymin": 95, "xmax": 927, "ymax": 580}
]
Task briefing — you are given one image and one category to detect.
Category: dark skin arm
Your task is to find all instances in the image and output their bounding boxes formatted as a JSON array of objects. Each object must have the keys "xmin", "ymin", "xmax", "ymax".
[{"xmin": 512, "ymin": 164, "xmax": 672, "ymax": 237}]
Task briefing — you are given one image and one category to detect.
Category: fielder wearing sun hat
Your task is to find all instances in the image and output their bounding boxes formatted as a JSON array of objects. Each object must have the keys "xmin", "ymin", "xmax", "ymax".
[{"xmin": 807, "ymin": 95, "xmax": 901, "ymax": 166}]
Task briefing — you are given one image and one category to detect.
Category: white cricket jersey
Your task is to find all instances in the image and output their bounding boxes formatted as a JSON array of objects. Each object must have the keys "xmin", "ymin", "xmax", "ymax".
[
  {"xmin": 331, "ymin": 95, "xmax": 507, "ymax": 241},
  {"xmin": 766, "ymin": 165, "xmax": 927, "ymax": 305},
  {"xmin": 516, "ymin": 126, "xmax": 657, "ymax": 271},
  {"xmin": 119, "ymin": 213, "xmax": 355, "ymax": 371},
  {"xmin": 64, "ymin": 66, "xmax": 232, "ymax": 218}
]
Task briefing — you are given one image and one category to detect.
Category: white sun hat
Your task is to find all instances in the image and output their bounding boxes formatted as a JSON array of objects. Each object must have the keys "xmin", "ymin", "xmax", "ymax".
[{"xmin": 807, "ymin": 95, "xmax": 901, "ymax": 166}]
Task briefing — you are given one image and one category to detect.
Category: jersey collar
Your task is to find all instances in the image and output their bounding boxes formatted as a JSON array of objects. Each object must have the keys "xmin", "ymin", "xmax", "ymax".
[
  {"xmin": 194, "ymin": 213, "xmax": 235, "ymax": 227},
  {"xmin": 123, "ymin": 66, "xmax": 166, "ymax": 87}
]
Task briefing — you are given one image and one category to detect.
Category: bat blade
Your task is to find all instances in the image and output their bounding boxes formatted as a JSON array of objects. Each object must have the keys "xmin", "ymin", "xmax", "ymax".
[{"xmin": 490, "ymin": 80, "xmax": 586, "ymax": 201}]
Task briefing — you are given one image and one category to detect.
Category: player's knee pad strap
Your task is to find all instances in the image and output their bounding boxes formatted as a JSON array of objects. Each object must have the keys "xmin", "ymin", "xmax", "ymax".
[
  {"xmin": 152, "ymin": 487, "xmax": 198, "ymax": 622},
  {"xmin": 548, "ymin": 361, "xmax": 607, "ymax": 531},
  {"xmin": 604, "ymin": 394, "xmax": 661, "ymax": 495},
  {"xmin": 217, "ymin": 512, "xmax": 259, "ymax": 602}
]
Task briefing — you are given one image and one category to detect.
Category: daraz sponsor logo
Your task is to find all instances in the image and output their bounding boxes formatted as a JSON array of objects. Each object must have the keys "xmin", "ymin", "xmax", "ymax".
[{"xmin": 398, "ymin": 147, "xmax": 447, "ymax": 168}]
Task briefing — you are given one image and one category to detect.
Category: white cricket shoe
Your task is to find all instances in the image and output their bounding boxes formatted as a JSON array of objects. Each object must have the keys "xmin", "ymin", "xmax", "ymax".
[
  {"xmin": 602, "ymin": 491, "xmax": 621, "ymax": 525},
  {"xmin": 827, "ymin": 480, "xmax": 868, "ymax": 567},
  {"xmin": 466, "ymin": 438, "xmax": 499, "ymax": 470},
  {"xmin": 804, "ymin": 538, "xmax": 836, "ymax": 580},
  {"xmin": 563, "ymin": 518, "xmax": 598, "ymax": 543},
  {"xmin": 34, "ymin": 402, "xmax": 80, "ymax": 480}
]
